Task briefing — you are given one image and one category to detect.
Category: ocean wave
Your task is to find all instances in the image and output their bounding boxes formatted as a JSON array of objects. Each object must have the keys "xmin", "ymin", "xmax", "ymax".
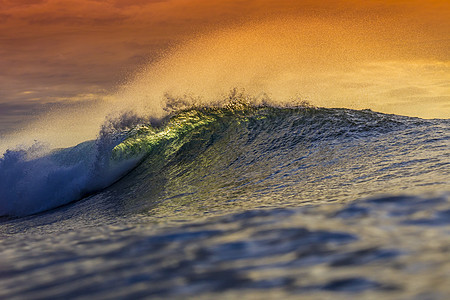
[{"xmin": 0, "ymin": 96, "xmax": 447, "ymax": 217}]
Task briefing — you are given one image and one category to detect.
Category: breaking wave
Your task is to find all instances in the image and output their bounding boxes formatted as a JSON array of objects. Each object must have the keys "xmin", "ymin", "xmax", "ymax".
[{"xmin": 1, "ymin": 92, "xmax": 448, "ymax": 217}]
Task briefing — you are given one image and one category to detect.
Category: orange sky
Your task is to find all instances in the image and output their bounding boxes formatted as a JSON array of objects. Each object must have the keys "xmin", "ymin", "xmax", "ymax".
[{"xmin": 0, "ymin": 0, "xmax": 449, "ymax": 136}]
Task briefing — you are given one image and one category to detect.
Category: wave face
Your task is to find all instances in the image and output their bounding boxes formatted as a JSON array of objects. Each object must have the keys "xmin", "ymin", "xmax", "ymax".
[
  {"xmin": 106, "ymin": 104, "xmax": 449, "ymax": 217},
  {"xmin": 0, "ymin": 103, "xmax": 449, "ymax": 298}
]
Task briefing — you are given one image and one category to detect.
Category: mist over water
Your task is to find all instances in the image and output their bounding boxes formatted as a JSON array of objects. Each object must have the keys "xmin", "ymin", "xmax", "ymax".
[{"xmin": 1, "ymin": 17, "xmax": 448, "ymax": 155}]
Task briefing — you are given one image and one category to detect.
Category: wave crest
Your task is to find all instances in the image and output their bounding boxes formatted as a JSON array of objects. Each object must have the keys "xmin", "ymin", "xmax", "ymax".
[{"xmin": 0, "ymin": 92, "xmax": 421, "ymax": 217}]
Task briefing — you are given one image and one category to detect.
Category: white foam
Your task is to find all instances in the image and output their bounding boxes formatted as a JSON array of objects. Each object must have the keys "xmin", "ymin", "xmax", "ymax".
[{"xmin": 0, "ymin": 117, "xmax": 143, "ymax": 217}]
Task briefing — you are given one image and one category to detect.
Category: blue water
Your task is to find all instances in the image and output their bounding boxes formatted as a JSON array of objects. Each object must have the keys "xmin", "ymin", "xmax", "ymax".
[{"xmin": 0, "ymin": 100, "xmax": 449, "ymax": 299}]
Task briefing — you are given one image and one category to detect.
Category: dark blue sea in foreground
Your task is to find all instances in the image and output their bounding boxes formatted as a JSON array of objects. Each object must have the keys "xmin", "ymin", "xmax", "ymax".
[{"xmin": 0, "ymin": 101, "xmax": 449, "ymax": 299}]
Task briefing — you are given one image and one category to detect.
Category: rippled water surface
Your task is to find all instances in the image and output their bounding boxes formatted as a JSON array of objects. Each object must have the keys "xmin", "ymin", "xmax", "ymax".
[{"xmin": 1, "ymin": 106, "xmax": 449, "ymax": 299}]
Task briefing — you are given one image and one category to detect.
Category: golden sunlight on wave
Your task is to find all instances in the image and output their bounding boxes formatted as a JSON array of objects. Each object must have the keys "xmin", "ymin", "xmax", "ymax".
[{"xmin": 2, "ymin": 16, "xmax": 448, "ymax": 153}]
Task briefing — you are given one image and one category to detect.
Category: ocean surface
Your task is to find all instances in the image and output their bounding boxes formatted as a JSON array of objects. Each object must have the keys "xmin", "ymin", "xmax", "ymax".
[{"xmin": 0, "ymin": 99, "xmax": 449, "ymax": 299}]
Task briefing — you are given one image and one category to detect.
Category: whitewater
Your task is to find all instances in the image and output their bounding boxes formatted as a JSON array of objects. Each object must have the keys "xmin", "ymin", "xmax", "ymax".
[{"xmin": 1, "ymin": 19, "xmax": 450, "ymax": 299}]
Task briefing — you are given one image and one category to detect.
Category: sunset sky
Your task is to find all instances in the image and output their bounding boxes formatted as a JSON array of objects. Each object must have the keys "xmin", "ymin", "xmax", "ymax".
[{"xmin": 0, "ymin": 0, "xmax": 449, "ymax": 141}]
